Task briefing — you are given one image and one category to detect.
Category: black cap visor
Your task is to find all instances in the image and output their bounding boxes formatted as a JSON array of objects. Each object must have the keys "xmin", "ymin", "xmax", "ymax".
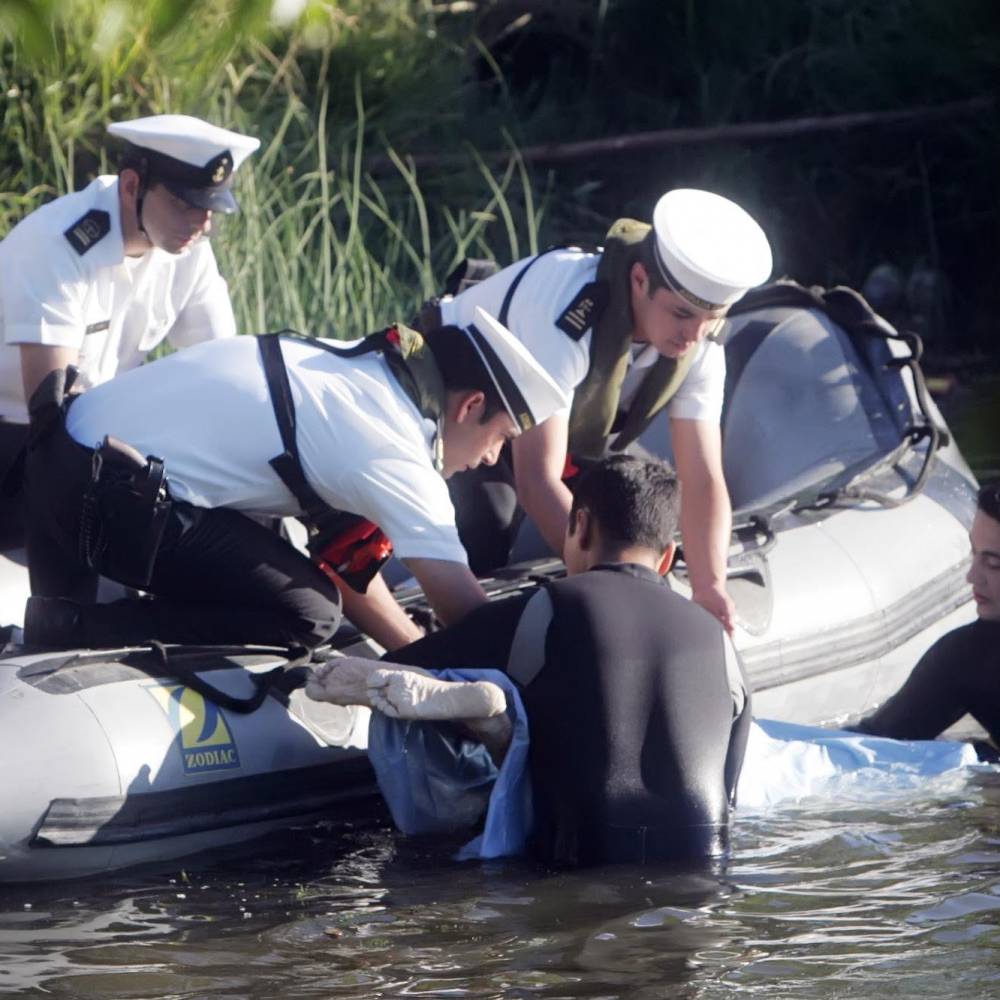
[
  {"xmin": 160, "ymin": 179, "xmax": 239, "ymax": 214},
  {"xmin": 127, "ymin": 143, "xmax": 240, "ymax": 214}
]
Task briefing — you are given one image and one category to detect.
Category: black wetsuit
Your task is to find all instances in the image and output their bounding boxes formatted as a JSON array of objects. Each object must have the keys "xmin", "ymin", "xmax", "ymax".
[
  {"xmin": 854, "ymin": 619, "xmax": 1000, "ymax": 745},
  {"xmin": 388, "ymin": 563, "xmax": 751, "ymax": 868}
]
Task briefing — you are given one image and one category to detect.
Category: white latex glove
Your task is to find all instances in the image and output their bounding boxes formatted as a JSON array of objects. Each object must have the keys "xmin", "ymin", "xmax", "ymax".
[
  {"xmin": 366, "ymin": 669, "xmax": 507, "ymax": 720},
  {"xmin": 306, "ymin": 655, "xmax": 432, "ymax": 705}
]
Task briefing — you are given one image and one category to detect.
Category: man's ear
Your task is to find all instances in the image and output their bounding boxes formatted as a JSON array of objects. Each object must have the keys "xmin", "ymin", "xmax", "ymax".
[
  {"xmin": 451, "ymin": 389, "xmax": 486, "ymax": 425},
  {"xmin": 118, "ymin": 168, "xmax": 141, "ymax": 204},
  {"xmin": 657, "ymin": 540, "xmax": 677, "ymax": 576},
  {"xmin": 630, "ymin": 260, "xmax": 649, "ymax": 296},
  {"xmin": 575, "ymin": 507, "xmax": 594, "ymax": 550}
]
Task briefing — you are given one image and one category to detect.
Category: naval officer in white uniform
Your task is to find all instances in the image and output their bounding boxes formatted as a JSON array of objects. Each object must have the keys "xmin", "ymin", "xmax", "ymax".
[
  {"xmin": 436, "ymin": 189, "xmax": 773, "ymax": 633},
  {"xmin": 21, "ymin": 309, "xmax": 568, "ymax": 653},
  {"xmin": 0, "ymin": 114, "xmax": 259, "ymax": 548}
]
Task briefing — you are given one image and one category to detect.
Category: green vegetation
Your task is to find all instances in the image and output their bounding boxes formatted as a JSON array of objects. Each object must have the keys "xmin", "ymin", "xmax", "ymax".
[
  {"xmin": 1, "ymin": 0, "xmax": 997, "ymax": 350},
  {"xmin": 0, "ymin": 0, "xmax": 543, "ymax": 336}
]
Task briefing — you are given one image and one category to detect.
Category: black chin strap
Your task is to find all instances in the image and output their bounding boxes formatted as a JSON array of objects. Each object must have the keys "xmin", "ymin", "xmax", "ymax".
[
  {"xmin": 135, "ymin": 182, "xmax": 149, "ymax": 238},
  {"xmin": 132, "ymin": 156, "xmax": 149, "ymax": 238}
]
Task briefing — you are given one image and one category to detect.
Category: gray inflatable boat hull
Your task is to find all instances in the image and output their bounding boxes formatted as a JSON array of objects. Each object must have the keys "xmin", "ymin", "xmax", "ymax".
[{"xmin": 0, "ymin": 648, "xmax": 373, "ymax": 882}]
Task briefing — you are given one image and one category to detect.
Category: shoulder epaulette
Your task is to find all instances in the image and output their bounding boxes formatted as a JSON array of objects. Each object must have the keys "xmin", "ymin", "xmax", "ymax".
[
  {"xmin": 64, "ymin": 209, "xmax": 110, "ymax": 256},
  {"xmin": 556, "ymin": 280, "xmax": 609, "ymax": 341}
]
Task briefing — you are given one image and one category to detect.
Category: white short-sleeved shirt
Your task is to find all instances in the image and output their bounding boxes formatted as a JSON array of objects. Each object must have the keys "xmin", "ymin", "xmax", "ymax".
[
  {"xmin": 65, "ymin": 336, "xmax": 466, "ymax": 565},
  {"xmin": 439, "ymin": 249, "xmax": 725, "ymax": 425},
  {"xmin": 0, "ymin": 175, "xmax": 236, "ymax": 422}
]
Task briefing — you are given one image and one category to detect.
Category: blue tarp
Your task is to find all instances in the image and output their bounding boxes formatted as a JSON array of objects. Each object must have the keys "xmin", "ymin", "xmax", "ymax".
[{"xmin": 367, "ymin": 670, "xmax": 983, "ymax": 859}]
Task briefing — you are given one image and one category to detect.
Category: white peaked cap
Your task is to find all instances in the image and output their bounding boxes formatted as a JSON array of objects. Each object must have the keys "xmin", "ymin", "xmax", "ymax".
[
  {"xmin": 463, "ymin": 307, "xmax": 570, "ymax": 433},
  {"xmin": 108, "ymin": 115, "xmax": 260, "ymax": 171},
  {"xmin": 652, "ymin": 189, "xmax": 772, "ymax": 310},
  {"xmin": 107, "ymin": 115, "xmax": 260, "ymax": 212}
]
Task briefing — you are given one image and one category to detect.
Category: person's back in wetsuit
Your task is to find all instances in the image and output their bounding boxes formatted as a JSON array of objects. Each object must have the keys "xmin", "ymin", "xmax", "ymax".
[
  {"xmin": 387, "ymin": 455, "xmax": 751, "ymax": 867},
  {"xmin": 522, "ymin": 562, "xmax": 749, "ymax": 866}
]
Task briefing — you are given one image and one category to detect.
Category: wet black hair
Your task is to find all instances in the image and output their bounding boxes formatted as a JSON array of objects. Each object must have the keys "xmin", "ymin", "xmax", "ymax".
[
  {"xmin": 979, "ymin": 480, "xmax": 1000, "ymax": 522},
  {"xmin": 117, "ymin": 146, "xmax": 148, "ymax": 179},
  {"xmin": 423, "ymin": 325, "xmax": 505, "ymax": 422},
  {"xmin": 569, "ymin": 454, "xmax": 680, "ymax": 551}
]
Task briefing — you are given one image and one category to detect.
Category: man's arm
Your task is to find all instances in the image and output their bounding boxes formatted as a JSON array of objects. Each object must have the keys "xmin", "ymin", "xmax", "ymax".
[
  {"xmin": 333, "ymin": 569, "xmax": 425, "ymax": 651},
  {"xmin": 403, "ymin": 557, "xmax": 488, "ymax": 627},
  {"xmin": 20, "ymin": 344, "xmax": 80, "ymax": 405},
  {"xmin": 330, "ymin": 558, "xmax": 490, "ymax": 652},
  {"xmin": 853, "ymin": 634, "xmax": 969, "ymax": 740},
  {"xmin": 852, "ymin": 624, "xmax": 1000, "ymax": 743},
  {"xmin": 384, "ymin": 591, "xmax": 532, "ymax": 669},
  {"xmin": 510, "ymin": 412, "xmax": 573, "ymax": 558},
  {"xmin": 671, "ymin": 416, "xmax": 735, "ymax": 633}
]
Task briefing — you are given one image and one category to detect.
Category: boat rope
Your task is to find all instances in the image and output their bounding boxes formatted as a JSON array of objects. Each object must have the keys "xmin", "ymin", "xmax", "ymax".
[{"xmin": 146, "ymin": 641, "xmax": 313, "ymax": 714}]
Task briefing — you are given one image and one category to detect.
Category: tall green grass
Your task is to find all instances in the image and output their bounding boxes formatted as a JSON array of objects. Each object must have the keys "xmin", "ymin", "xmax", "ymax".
[{"xmin": 214, "ymin": 72, "xmax": 545, "ymax": 338}]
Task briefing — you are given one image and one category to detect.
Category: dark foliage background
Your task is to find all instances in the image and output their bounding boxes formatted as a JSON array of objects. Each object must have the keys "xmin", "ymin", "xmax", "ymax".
[{"xmin": 1, "ymin": 0, "xmax": 997, "ymax": 357}]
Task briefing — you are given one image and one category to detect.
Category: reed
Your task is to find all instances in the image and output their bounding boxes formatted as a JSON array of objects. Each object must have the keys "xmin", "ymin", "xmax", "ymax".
[{"xmin": 2, "ymin": 0, "xmax": 997, "ymax": 349}]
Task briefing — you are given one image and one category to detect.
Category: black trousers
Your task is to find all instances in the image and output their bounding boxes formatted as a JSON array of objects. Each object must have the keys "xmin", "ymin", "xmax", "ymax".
[
  {"xmin": 24, "ymin": 422, "xmax": 342, "ymax": 649},
  {"xmin": 0, "ymin": 420, "xmax": 28, "ymax": 551}
]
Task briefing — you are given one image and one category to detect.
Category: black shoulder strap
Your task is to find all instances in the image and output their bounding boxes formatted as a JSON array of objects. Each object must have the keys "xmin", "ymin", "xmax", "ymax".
[
  {"xmin": 498, "ymin": 246, "xmax": 582, "ymax": 327},
  {"xmin": 257, "ymin": 333, "xmax": 330, "ymax": 522},
  {"xmin": 497, "ymin": 242, "xmax": 604, "ymax": 330},
  {"xmin": 497, "ymin": 256, "xmax": 539, "ymax": 328},
  {"xmin": 257, "ymin": 328, "xmax": 443, "ymax": 521}
]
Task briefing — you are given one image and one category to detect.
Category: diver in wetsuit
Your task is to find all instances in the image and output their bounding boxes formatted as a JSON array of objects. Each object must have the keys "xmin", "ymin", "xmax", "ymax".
[
  {"xmin": 855, "ymin": 480, "xmax": 1000, "ymax": 747},
  {"xmin": 312, "ymin": 455, "xmax": 751, "ymax": 867}
]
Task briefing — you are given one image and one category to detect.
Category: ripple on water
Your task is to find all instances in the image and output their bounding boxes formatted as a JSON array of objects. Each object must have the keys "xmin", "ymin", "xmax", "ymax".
[{"xmin": 2, "ymin": 772, "xmax": 1000, "ymax": 997}]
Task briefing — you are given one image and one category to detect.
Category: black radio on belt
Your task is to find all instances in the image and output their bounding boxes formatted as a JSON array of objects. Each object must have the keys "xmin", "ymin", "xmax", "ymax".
[{"xmin": 78, "ymin": 435, "xmax": 172, "ymax": 589}]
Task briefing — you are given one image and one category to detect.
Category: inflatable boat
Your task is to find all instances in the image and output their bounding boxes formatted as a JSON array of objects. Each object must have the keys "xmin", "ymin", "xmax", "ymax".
[
  {"xmin": 655, "ymin": 281, "xmax": 978, "ymax": 722},
  {"xmin": 0, "ymin": 281, "xmax": 979, "ymax": 882},
  {"xmin": 0, "ymin": 642, "xmax": 377, "ymax": 882}
]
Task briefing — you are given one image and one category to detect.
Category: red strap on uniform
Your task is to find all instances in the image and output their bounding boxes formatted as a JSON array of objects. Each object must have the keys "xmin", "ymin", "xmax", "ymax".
[{"xmin": 314, "ymin": 518, "xmax": 394, "ymax": 593}]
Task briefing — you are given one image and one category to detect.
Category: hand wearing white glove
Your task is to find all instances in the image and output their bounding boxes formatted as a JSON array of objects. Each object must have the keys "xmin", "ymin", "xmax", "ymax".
[
  {"xmin": 305, "ymin": 655, "xmax": 432, "ymax": 706},
  {"xmin": 366, "ymin": 669, "xmax": 507, "ymax": 720}
]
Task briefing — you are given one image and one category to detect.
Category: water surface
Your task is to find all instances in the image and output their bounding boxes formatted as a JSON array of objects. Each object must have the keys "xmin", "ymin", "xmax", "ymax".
[
  {"xmin": 3, "ymin": 770, "xmax": 1000, "ymax": 998},
  {"xmin": 2, "ymin": 372, "xmax": 996, "ymax": 997}
]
